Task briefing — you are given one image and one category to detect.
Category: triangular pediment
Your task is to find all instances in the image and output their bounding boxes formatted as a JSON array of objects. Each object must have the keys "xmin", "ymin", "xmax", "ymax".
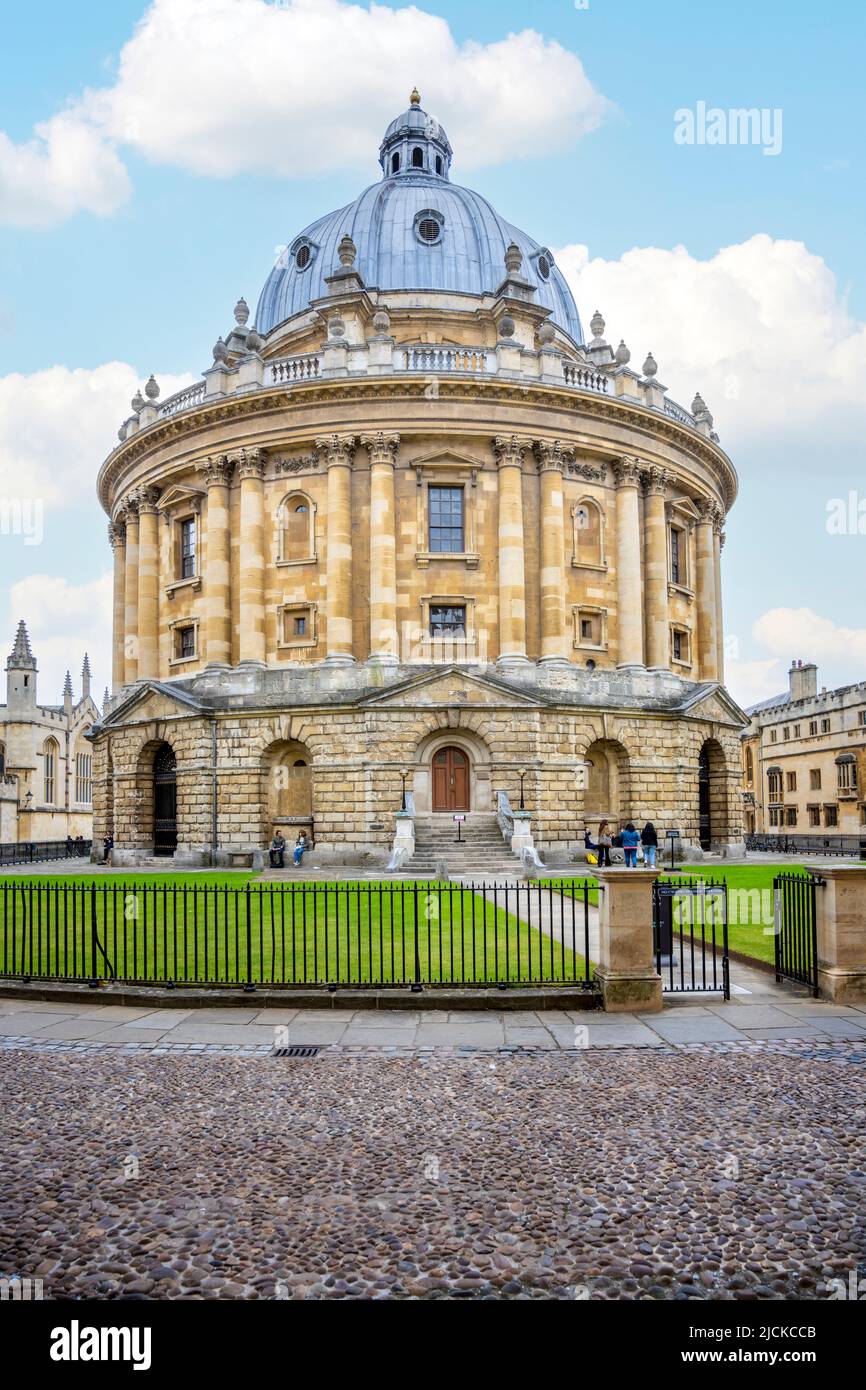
[
  {"xmin": 680, "ymin": 682, "xmax": 749, "ymax": 728},
  {"xmin": 99, "ymin": 680, "xmax": 207, "ymax": 728},
  {"xmin": 361, "ymin": 665, "xmax": 545, "ymax": 709},
  {"xmin": 408, "ymin": 446, "xmax": 487, "ymax": 472},
  {"xmin": 157, "ymin": 483, "xmax": 206, "ymax": 513}
]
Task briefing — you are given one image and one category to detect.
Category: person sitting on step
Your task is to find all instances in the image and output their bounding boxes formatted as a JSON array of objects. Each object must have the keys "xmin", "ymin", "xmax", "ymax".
[{"xmin": 269, "ymin": 831, "xmax": 286, "ymax": 869}]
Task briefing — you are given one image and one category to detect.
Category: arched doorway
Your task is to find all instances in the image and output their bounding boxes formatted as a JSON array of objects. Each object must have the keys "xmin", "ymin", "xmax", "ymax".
[
  {"xmin": 698, "ymin": 745, "xmax": 711, "ymax": 849},
  {"xmin": 582, "ymin": 739, "xmax": 631, "ymax": 831},
  {"xmin": 432, "ymin": 745, "xmax": 470, "ymax": 812},
  {"xmin": 153, "ymin": 744, "xmax": 177, "ymax": 856}
]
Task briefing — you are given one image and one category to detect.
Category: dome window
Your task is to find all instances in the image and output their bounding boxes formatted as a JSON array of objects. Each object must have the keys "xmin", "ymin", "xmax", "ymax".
[
  {"xmin": 415, "ymin": 209, "xmax": 444, "ymax": 245},
  {"xmin": 435, "ymin": 155, "xmax": 443, "ymax": 175},
  {"xmin": 391, "ymin": 152, "xmax": 400, "ymax": 173},
  {"xmin": 295, "ymin": 243, "xmax": 311, "ymax": 270},
  {"xmin": 537, "ymin": 254, "xmax": 551, "ymax": 281},
  {"xmin": 412, "ymin": 146, "xmax": 424, "ymax": 168}
]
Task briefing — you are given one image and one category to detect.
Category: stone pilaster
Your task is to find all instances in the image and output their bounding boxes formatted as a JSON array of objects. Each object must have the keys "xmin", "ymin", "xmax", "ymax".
[
  {"xmin": 643, "ymin": 467, "xmax": 670, "ymax": 671},
  {"xmin": 136, "ymin": 486, "xmax": 161, "ymax": 681},
  {"xmin": 612, "ymin": 457, "xmax": 644, "ymax": 670},
  {"xmin": 237, "ymin": 449, "xmax": 267, "ymax": 667},
  {"xmin": 493, "ymin": 435, "xmax": 530, "ymax": 665},
  {"xmin": 361, "ymin": 432, "xmax": 400, "ymax": 663},
  {"xmin": 593, "ymin": 867, "xmax": 663, "ymax": 1012},
  {"xmin": 535, "ymin": 440, "xmax": 570, "ymax": 663},
  {"xmin": 318, "ymin": 434, "xmax": 357, "ymax": 665},
  {"xmin": 122, "ymin": 497, "xmax": 140, "ymax": 685},
  {"xmin": 108, "ymin": 521, "xmax": 126, "ymax": 693},
  {"xmin": 203, "ymin": 456, "xmax": 234, "ymax": 668},
  {"xmin": 714, "ymin": 521, "xmax": 725, "ymax": 684},
  {"xmin": 696, "ymin": 499, "xmax": 719, "ymax": 682},
  {"xmin": 808, "ymin": 865, "xmax": 866, "ymax": 1002}
]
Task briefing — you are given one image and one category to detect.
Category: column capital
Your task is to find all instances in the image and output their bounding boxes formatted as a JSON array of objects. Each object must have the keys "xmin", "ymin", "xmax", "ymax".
[
  {"xmin": 719, "ymin": 530, "xmax": 727, "ymax": 551},
  {"xmin": 202, "ymin": 454, "xmax": 235, "ymax": 488},
  {"xmin": 533, "ymin": 438, "xmax": 574, "ymax": 473},
  {"xmin": 122, "ymin": 493, "xmax": 140, "ymax": 519},
  {"xmin": 360, "ymin": 432, "xmax": 400, "ymax": 466},
  {"xmin": 134, "ymin": 485, "xmax": 161, "ymax": 515},
  {"xmin": 108, "ymin": 521, "xmax": 126, "ymax": 549},
  {"xmin": 642, "ymin": 465, "xmax": 670, "ymax": 497},
  {"xmin": 612, "ymin": 456, "xmax": 642, "ymax": 489},
  {"xmin": 236, "ymin": 447, "xmax": 266, "ymax": 481},
  {"xmin": 493, "ymin": 434, "xmax": 532, "ymax": 469},
  {"xmin": 712, "ymin": 508, "xmax": 726, "ymax": 536},
  {"xmin": 316, "ymin": 433, "xmax": 356, "ymax": 468}
]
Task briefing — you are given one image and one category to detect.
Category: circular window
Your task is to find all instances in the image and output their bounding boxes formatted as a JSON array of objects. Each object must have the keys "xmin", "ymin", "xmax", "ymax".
[
  {"xmin": 586, "ymin": 659, "xmax": 597, "ymax": 672},
  {"xmin": 295, "ymin": 244, "xmax": 311, "ymax": 270},
  {"xmin": 417, "ymin": 217, "xmax": 441, "ymax": 244},
  {"xmin": 537, "ymin": 254, "xmax": 551, "ymax": 280}
]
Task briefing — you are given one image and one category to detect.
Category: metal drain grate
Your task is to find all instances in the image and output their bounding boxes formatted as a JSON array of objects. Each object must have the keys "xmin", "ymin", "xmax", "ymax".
[{"xmin": 272, "ymin": 1045, "xmax": 320, "ymax": 1058}]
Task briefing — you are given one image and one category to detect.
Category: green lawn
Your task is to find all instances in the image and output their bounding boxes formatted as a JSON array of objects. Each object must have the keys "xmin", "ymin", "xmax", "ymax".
[
  {"xmin": 667, "ymin": 863, "xmax": 811, "ymax": 965},
  {"xmin": 0, "ymin": 878, "xmax": 588, "ymax": 988}
]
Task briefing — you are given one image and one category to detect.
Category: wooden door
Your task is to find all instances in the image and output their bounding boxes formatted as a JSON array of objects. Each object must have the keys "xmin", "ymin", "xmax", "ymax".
[{"xmin": 432, "ymin": 747, "xmax": 470, "ymax": 812}]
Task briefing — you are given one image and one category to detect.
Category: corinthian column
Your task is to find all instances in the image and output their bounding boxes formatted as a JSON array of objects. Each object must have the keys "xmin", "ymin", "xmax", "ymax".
[
  {"xmin": 123, "ymin": 497, "xmax": 140, "ymax": 684},
  {"xmin": 203, "ymin": 456, "xmax": 234, "ymax": 668},
  {"xmin": 643, "ymin": 467, "xmax": 671, "ymax": 671},
  {"xmin": 109, "ymin": 521, "xmax": 126, "ymax": 692},
  {"xmin": 612, "ymin": 458, "xmax": 644, "ymax": 670},
  {"xmin": 136, "ymin": 486, "xmax": 161, "ymax": 680},
  {"xmin": 237, "ymin": 449, "xmax": 266, "ymax": 667},
  {"xmin": 714, "ymin": 520, "xmax": 726, "ymax": 683},
  {"xmin": 535, "ymin": 440, "xmax": 569, "ymax": 663},
  {"xmin": 493, "ymin": 435, "xmax": 530, "ymax": 665},
  {"xmin": 696, "ymin": 500, "xmax": 719, "ymax": 681},
  {"xmin": 361, "ymin": 432, "xmax": 400, "ymax": 664},
  {"xmin": 318, "ymin": 434, "xmax": 356, "ymax": 665}
]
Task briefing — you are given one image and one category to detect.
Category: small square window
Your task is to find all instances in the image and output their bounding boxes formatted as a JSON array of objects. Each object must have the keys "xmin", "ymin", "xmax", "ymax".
[
  {"xmin": 177, "ymin": 626, "xmax": 195, "ymax": 659},
  {"xmin": 430, "ymin": 604, "xmax": 466, "ymax": 638},
  {"xmin": 784, "ymin": 806, "xmax": 797, "ymax": 827},
  {"xmin": 294, "ymin": 615, "xmax": 307, "ymax": 637},
  {"xmin": 810, "ymin": 769, "xmax": 822, "ymax": 790}
]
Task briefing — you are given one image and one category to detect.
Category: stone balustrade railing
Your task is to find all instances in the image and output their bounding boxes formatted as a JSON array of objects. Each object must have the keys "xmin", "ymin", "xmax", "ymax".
[{"xmin": 116, "ymin": 341, "xmax": 713, "ymax": 448}]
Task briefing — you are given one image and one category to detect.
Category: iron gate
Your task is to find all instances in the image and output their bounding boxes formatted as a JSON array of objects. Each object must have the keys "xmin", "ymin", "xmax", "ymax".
[
  {"xmin": 653, "ymin": 878, "xmax": 729, "ymax": 998},
  {"xmin": 773, "ymin": 872, "xmax": 821, "ymax": 997}
]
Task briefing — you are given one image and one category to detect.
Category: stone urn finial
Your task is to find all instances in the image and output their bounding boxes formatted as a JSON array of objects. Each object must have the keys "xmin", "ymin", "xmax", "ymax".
[
  {"xmin": 372, "ymin": 307, "xmax": 392, "ymax": 336},
  {"xmin": 337, "ymin": 234, "xmax": 357, "ymax": 268},
  {"xmin": 497, "ymin": 314, "xmax": 515, "ymax": 341},
  {"xmin": 212, "ymin": 336, "xmax": 229, "ymax": 364},
  {"xmin": 614, "ymin": 340, "xmax": 631, "ymax": 366},
  {"xmin": 589, "ymin": 309, "xmax": 606, "ymax": 342},
  {"xmin": 144, "ymin": 375, "xmax": 160, "ymax": 401},
  {"xmin": 246, "ymin": 327, "xmax": 263, "ymax": 354},
  {"xmin": 643, "ymin": 351, "xmax": 658, "ymax": 379},
  {"xmin": 131, "ymin": 390, "xmax": 145, "ymax": 413},
  {"xmin": 504, "ymin": 241, "xmax": 523, "ymax": 275},
  {"xmin": 328, "ymin": 312, "xmax": 346, "ymax": 340},
  {"xmin": 538, "ymin": 320, "xmax": 555, "ymax": 347},
  {"xmin": 692, "ymin": 391, "xmax": 707, "ymax": 416},
  {"xmin": 234, "ymin": 296, "xmax": 250, "ymax": 326}
]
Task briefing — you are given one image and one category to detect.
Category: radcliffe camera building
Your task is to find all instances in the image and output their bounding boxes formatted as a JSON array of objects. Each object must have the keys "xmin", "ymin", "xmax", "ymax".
[{"xmin": 92, "ymin": 93, "xmax": 747, "ymax": 867}]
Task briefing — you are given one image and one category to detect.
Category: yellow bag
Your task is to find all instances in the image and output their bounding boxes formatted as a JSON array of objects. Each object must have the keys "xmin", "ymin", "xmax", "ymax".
[{"xmin": 586, "ymin": 852, "xmax": 598, "ymax": 866}]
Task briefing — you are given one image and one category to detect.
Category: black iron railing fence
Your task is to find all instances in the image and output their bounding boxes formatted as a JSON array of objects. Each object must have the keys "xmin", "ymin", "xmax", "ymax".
[
  {"xmin": 0, "ymin": 840, "xmax": 92, "ymax": 867},
  {"xmin": 652, "ymin": 877, "xmax": 729, "ymax": 998},
  {"xmin": 0, "ymin": 879, "xmax": 598, "ymax": 990},
  {"xmin": 774, "ymin": 872, "xmax": 821, "ymax": 997},
  {"xmin": 746, "ymin": 832, "xmax": 866, "ymax": 859}
]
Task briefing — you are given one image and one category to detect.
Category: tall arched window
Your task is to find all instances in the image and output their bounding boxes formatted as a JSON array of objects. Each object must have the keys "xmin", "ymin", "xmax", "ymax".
[
  {"xmin": 573, "ymin": 498, "xmax": 605, "ymax": 568},
  {"xmin": 412, "ymin": 146, "xmax": 424, "ymax": 168},
  {"xmin": 391, "ymin": 152, "xmax": 400, "ymax": 173},
  {"xmin": 745, "ymin": 746, "xmax": 754, "ymax": 784},
  {"xmin": 43, "ymin": 738, "xmax": 59, "ymax": 805},
  {"xmin": 277, "ymin": 491, "xmax": 316, "ymax": 565}
]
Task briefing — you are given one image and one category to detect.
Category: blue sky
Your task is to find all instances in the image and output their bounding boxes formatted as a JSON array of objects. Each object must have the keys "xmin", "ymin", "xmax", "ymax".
[{"xmin": 0, "ymin": 0, "xmax": 863, "ymax": 705}]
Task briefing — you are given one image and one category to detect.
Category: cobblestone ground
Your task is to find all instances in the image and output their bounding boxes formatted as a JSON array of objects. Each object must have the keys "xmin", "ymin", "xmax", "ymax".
[{"xmin": 1, "ymin": 1044, "xmax": 864, "ymax": 1300}]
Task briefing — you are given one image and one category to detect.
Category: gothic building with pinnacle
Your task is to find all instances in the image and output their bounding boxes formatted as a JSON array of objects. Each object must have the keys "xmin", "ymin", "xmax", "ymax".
[{"xmin": 92, "ymin": 93, "xmax": 746, "ymax": 868}]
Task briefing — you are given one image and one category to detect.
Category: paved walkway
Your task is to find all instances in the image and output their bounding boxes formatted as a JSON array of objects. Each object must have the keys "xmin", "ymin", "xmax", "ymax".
[{"xmin": 2, "ymin": 990, "xmax": 865, "ymax": 1052}]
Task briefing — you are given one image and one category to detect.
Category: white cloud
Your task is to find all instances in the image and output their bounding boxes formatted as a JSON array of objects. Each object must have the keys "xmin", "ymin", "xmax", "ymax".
[
  {"xmin": 0, "ymin": 0, "xmax": 610, "ymax": 226},
  {"xmin": 6, "ymin": 572, "xmax": 112, "ymax": 707},
  {"xmin": 753, "ymin": 607, "xmax": 866, "ymax": 668},
  {"xmin": 725, "ymin": 658, "xmax": 785, "ymax": 711},
  {"xmin": 555, "ymin": 234, "xmax": 866, "ymax": 446},
  {"xmin": 0, "ymin": 363, "xmax": 194, "ymax": 506},
  {"xmin": 0, "ymin": 113, "xmax": 130, "ymax": 228}
]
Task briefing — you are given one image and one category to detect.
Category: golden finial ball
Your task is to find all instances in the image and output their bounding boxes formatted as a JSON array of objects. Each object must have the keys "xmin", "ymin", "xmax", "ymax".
[{"xmin": 410, "ymin": 87, "xmax": 421, "ymax": 106}]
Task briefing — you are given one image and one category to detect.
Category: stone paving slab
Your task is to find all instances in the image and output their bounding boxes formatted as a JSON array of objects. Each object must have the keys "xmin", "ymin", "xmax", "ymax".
[
  {"xmin": 740, "ymin": 1026, "xmax": 828, "ymax": 1040},
  {"xmin": 644, "ymin": 1015, "xmax": 746, "ymax": 1043}
]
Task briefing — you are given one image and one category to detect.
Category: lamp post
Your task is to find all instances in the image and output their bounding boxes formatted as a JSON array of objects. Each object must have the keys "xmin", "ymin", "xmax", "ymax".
[
  {"xmin": 518, "ymin": 768, "xmax": 527, "ymax": 811},
  {"xmin": 399, "ymin": 768, "xmax": 408, "ymax": 812}
]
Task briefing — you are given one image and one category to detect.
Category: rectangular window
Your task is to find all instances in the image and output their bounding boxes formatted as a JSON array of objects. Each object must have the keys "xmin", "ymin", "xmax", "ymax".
[
  {"xmin": 428, "ymin": 486, "xmax": 464, "ymax": 553},
  {"xmin": 809, "ymin": 721, "xmax": 817, "ymax": 736},
  {"xmin": 786, "ymin": 771, "xmax": 797, "ymax": 793},
  {"xmin": 429, "ymin": 604, "xmax": 466, "ymax": 638},
  {"xmin": 861, "ymin": 711, "xmax": 866, "ymax": 726},
  {"xmin": 178, "ymin": 626, "xmax": 195, "ymax": 659},
  {"xmin": 821, "ymin": 718, "xmax": 831, "ymax": 733},
  {"xmin": 44, "ymin": 748, "xmax": 55, "ymax": 805},
  {"xmin": 783, "ymin": 727, "xmax": 790, "ymax": 741},
  {"xmin": 810, "ymin": 769, "xmax": 821, "ymax": 790},
  {"xmin": 180, "ymin": 518, "xmax": 196, "ymax": 579},
  {"xmin": 581, "ymin": 618, "xmax": 593, "ymax": 641},
  {"xmin": 825, "ymin": 804, "xmax": 838, "ymax": 827},
  {"xmin": 784, "ymin": 806, "xmax": 798, "ymax": 827},
  {"xmin": 768, "ymin": 771, "xmax": 783, "ymax": 802},
  {"xmin": 793, "ymin": 724, "xmax": 801, "ymax": 738},
  {"xmin": 671, "ymin": 628, "xmax": 690, "ymax": 664},
  {"xmin": 808, "ymin": 805, "xmax": 821, "ymax": 827},
  {"xmin": 75, "ymin": 753, "xmax": 92, "ymax": 804},
  {"xmin": 837, "ymin": 761, "xmax": 858, "ymax": 791},
  {"xmin": 294, "ymin": 616, "xmax": 307, "ymax": 637},
  {"xmin": 769, "ymin": 729, "xmax": 777, "ymax": 744},
  {"xmin": 769, "ymin": 806, "xmax": 782, "ymax": 827},
  {"xmin": 670, "ymin": 527, "xmax": 682, "ymax": 585}
]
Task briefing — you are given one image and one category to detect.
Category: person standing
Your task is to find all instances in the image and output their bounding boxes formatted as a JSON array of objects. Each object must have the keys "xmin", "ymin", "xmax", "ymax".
[
  {"xmin": 621, "ymin": 822, "xmax": 641, "ymax": 868},
  {"xmin": 597, "ymin": 820, "xmax": 612, "ymax": 868},
  {"xmin": 641, "ymin": 821, "xmax": 659, "ymax": 868}
]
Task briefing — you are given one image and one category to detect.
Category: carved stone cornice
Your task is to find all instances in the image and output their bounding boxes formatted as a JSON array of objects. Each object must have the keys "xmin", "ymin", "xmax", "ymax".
[
  {"xmin": 202, "ymin": 455, "xmax": 235, "ymax": 488},
  {"xmin": 612, "ymin": 456, "xmax": 642, "ymax": 489},
  {"xmin": 236, "ymin": 447, "xmax": 266, "ymax": 481},
  {"xmin": 360, "ymin": 431, "xmax": 401, "ymax": 466},
  {"xmin": 534, "ymin": 439, "xmax": 575, "ymax": 473},
  {"xmin": 315, "ymin": 434, "xmax": 356, "ymax": 469},
  {"xmin": 642, "ymin": 465, "xmax": 670, "ymax": 497},
  {"xmin": 492, "ymin": 434, "xmax": 532, "ymax": 469}
]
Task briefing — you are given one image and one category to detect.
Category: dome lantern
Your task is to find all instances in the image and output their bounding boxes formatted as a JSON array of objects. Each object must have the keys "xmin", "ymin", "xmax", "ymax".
[{"xmin": 378, "ymin": 94, "xmax": 453, "ymax": 182}]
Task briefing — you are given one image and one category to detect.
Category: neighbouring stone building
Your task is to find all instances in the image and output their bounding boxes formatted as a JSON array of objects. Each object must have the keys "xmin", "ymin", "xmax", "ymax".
[
  {"xmin": 741, "ymin": 660, "xmax": 866, "ymax": 840},
  {"xmin": 0, "ymin": 622, "xmax": 102, "ymax": 845},
  {"xmin": 92, "ymin": 93, "xmax": 747, "ymax": 868}
]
